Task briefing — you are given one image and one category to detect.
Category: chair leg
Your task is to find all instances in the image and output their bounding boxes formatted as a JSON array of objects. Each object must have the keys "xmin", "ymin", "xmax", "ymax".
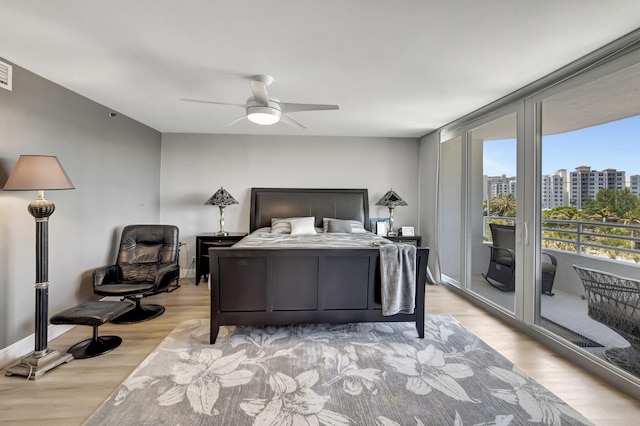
[
  {"xmin": 482, "ymin": 267, "xmax": 515, "ymax": 292},
  {"xmin": 110, "ymin": 298, "xmax": 165, "ymax": 324},
  {"xmin": 542, "ymin": 272, "xmax": 555, "ymax": 296},
  {"xmin": 603, "ymin": 345, "xmax": 640, "ymax": 376},
  {"xmin": 67, "ymin": 326, "xmax": 123, "ymax": 359}
]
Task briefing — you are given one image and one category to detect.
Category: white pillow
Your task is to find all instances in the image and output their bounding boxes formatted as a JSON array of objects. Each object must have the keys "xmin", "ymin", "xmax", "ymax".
[{"xmin": 290, "ymin": 217, "xmax": 317, "ymax": 236}]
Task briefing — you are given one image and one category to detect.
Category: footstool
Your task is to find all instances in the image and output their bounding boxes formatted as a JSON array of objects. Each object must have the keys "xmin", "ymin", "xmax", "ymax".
[{"xmin": 50, "ymin": 301, "xmax": 134, "ymax": 359}]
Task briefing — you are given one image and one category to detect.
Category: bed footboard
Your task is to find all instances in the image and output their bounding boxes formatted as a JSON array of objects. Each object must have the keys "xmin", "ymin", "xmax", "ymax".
[{"xmin": 209, "ymin": 247, "xmax": 429, "ymax": 343}]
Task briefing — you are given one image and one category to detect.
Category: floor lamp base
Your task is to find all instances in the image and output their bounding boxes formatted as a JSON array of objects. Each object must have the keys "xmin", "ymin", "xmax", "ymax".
[{"xmin": 5, "ymin": 349, "xmax": 73, "ymax": 380}]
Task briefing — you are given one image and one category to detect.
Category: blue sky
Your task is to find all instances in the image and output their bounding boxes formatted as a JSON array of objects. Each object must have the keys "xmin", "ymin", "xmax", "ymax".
[{"xmin": 483, "ymin": 115, "xmax": 640, "ymax": 177}]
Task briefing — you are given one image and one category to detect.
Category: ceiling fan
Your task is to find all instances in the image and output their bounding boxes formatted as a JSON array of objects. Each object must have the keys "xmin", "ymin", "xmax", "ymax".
[{"xmin": 181, "ymin": 75, "xmax": 339, "ymax": 128}]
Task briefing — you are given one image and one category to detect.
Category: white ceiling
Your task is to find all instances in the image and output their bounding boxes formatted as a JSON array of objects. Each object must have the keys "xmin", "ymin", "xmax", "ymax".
[{"xmin": 1, "ymin": 1, "xmax": 640, "ymax": 138}]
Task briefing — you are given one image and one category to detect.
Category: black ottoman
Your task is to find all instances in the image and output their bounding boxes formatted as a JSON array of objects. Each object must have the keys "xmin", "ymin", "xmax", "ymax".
[{"xmin": 50, "ymin": 301, "xmax": 134, "ymax": 359}]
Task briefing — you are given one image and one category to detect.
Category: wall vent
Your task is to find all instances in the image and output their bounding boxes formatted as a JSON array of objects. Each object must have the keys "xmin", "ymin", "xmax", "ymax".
[{"xmin": 0, "ymin": 60, "xmax": 13, "ymax": 91}]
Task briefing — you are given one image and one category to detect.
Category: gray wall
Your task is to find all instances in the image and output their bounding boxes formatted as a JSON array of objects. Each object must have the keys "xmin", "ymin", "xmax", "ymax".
[
  {"xmin": 160, "ymin": 133, "xmax": 421, "ymax": 259},
  {"xmin": 0, "ymin": 60, "xmax": 161, "ymax": 349}
]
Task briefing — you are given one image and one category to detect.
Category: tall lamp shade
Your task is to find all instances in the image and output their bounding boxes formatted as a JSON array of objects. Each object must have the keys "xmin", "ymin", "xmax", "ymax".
[
  {"xmin": 3, "ymin": 155, "xmax": 75, "ymax": 380},
  {"xmin": 205, "ymin": 187, "xmax": 239, "ymax": 236},
  {"xmin": 375, "ymin": 188, "xmax": 407, "ymax": 237}
]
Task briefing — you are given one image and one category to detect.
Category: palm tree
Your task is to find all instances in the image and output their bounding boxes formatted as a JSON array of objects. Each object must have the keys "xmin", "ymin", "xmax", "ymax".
[
  {"xmin": 620, "ymin": 211, "xmax": 640, "ymax": 225},
  {"xmin": 588, "ymin": 205, "xmax": 618, "ymax": 223},
  {"xmin": 488, "ymin": 193, "xmax": 516, "ymax": 217},
  {"xmin": 620, "ymin": 211, "xmax": 640, "ymax": 250}
]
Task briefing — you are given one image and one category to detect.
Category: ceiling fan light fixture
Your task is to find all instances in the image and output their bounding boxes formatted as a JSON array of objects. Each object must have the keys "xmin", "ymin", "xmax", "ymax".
[
  {"xmin": 181, "ymin": 77, "xmax": 338, "ymax": 128},
  {"xmin": 247, "ymin": 105, "xmax": 281, "ymax": 125}
]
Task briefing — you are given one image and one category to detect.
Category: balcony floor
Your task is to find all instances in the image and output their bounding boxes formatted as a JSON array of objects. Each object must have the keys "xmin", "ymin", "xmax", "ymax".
[{"xmin": 467, "ymin": 274, "xmax": 629, "ymax": 351}]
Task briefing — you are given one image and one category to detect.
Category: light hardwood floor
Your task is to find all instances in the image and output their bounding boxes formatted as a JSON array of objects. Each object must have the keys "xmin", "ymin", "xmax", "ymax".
[{"xmin": 1, "ymin": 280, "xmax": 638, "ymax": 425}]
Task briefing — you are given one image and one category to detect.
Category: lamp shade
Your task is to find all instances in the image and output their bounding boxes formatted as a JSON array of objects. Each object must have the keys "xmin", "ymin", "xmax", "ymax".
[
  {"xmin": 375, "ymin": 189, "xmax": 408, "ymax": 208},
  {"xmin": 3, "ymin": 155, "xmax": 75, "ymax": 191},
  {"xmin": 205, "ymin": 187, "xmax": 239, "ymax": 207}
]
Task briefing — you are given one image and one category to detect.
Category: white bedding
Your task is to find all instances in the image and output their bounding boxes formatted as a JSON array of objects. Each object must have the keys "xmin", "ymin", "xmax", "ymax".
[{"xmin": 231, "ymin": 227, "xmax": 395, "ymax": 249}]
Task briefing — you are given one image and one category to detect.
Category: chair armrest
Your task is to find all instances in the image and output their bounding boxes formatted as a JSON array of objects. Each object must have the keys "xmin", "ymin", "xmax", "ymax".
[
  {"xmin": 542, "ymin": 252, "xmax": 557, "ymax": 266},
  {"xmin": 151, "ymin": 263, "xmax": 180, "ymax": 293},
  {"xmin": 487, "ymin": 245, "xmax": 515, "ymax": 261},
  {"xmin": 93, "ymin": 265, "xmax": 121, "ymax": 287}
]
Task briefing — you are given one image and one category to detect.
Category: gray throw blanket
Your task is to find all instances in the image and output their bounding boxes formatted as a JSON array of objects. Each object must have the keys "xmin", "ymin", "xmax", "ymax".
[{"xmin": 379, "ymin": 243, "xmax": 417, "ymax": 316}]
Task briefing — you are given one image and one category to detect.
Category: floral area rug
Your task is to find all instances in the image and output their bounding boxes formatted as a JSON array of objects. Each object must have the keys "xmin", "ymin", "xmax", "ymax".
[{"xmin": 84, "ymin": 316, "xmax": 592, "ymax": 425}]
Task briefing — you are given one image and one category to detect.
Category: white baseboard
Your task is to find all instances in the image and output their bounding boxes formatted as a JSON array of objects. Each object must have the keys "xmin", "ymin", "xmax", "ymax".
[
  {"xmin": 0, "ymin": 276, "xmax": 197, "ymax": 370},
  {"xmin": 0, "ymin": 295, "xmax": 122, "ymax": 370},
  {"xmin": 0, "ymin": 324, "xmax": 76, "ymax": 370}
]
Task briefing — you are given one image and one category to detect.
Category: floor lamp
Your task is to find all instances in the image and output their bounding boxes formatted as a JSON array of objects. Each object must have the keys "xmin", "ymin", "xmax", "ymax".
[{"xmin": 3, "ymin": 155, "xmax": 75, "ymax": 380}]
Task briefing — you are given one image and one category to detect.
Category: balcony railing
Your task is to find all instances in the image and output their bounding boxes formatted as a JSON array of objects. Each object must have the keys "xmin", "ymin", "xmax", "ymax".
[{"xmin": 484, "ymin": 216, "xmax": 640, "ymax": 263}]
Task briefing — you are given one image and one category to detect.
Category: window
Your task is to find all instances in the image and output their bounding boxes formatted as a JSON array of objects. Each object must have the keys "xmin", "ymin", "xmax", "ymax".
[{"xmin": 437, "ymin": 33, "xmax": 640, "ymax": 394}]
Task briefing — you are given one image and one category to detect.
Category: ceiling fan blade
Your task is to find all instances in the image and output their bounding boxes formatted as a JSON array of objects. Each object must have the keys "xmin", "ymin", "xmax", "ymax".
[
  {"xmin": 250, "ymin": 80, "xmax": 270, "ymax": 106},
  {"xmin": 180, "ymin": 98, "xmax": 245, "ymax": 108},
  {"xmin": 280, "ymin": 103, "xmax": 339, "ymax": 113},
  {"xmin": 280, "ymin": 113, "xmax": 306, "ymax": 129},
  {"xmin": 228, "ymin": 116, "xmax": 246, "ymax": 126}
]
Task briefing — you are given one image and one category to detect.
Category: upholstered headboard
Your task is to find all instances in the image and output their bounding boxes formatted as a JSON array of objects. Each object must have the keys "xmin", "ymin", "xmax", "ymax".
[{"xmin": 250, "ymin": 188, "xmax": 370, "ymax": 232}]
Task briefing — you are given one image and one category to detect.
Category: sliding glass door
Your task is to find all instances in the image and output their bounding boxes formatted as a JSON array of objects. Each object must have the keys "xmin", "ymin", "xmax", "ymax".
[
  {"xmin": 467, "ymin": 112, "xmax": 518, "ymax": 314},
  {"xmin": 437, "ymin": 110, "xmax": 521, "ymax": 316},
  {"xmin": 534, "ymin": 59, "xmax": 640, "ymax": 379},
  {"xmin": 435, "ymin": 38, "xmax": 640, "ymax": 394}
]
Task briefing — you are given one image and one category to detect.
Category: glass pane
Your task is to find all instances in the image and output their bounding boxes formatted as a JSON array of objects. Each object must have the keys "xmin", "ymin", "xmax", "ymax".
[
  {"xmin": 469, "ymin": 112, "xmax": 517, "ymax": 314},
  {"xmin": 539, "ymin": 61, "xmax": 640, "ymax": 379},
  {"xmin": 438, "ymin": 135, "xmax": 462, "ymax": 285}
]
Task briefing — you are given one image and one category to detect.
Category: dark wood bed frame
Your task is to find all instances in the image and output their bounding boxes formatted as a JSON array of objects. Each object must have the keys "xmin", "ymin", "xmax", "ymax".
[{"xmin": 208, "ymin": 188, "xmax": 429, "ymax": 343}]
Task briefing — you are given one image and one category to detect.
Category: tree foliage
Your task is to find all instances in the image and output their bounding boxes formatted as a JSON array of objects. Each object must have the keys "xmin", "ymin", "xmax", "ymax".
[
  {"xmin": 542, "ymin": 206, "xmax": 587, "ymax": 221},
  {"xmin": 484, "ymin": 193, "xmax": 516, "ymax": 217},
  {"xmin": 582, "ymin": 188, "xmax": 639, "ymax": 221}
]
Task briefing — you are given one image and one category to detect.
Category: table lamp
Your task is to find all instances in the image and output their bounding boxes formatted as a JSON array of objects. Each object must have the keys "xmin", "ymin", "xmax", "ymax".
[
  {"xmin": 375, "ymin": 188, "xmax": 407, "ymax": 237},
  {"xmin": 205, "ymin": 187, "xmax": 239, "ymax": 236}
]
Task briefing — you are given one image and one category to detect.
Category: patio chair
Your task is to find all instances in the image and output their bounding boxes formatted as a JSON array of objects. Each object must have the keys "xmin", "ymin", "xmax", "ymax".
[
  {"xmin": 573, "ymin": 265, "xmax": 640, "ymax": 375},
  {"xmin": 482, "ymin": 223, "xmax": 557, "ymax": 294}
]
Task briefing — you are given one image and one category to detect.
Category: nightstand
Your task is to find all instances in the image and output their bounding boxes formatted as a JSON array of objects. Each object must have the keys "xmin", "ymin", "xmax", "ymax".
[
  {"xmin": 385, "ymin": 235, "xmax": 422, "ymax": 246},
  {"xmin": 195, "ymin": 232, "xmax": 247, "ymax": 285}
]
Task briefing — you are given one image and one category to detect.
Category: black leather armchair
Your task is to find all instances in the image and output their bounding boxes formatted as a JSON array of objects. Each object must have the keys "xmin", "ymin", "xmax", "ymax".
[{"xmin": 93, "ymin": 224, "xmax": 180, "ymax": 324}]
